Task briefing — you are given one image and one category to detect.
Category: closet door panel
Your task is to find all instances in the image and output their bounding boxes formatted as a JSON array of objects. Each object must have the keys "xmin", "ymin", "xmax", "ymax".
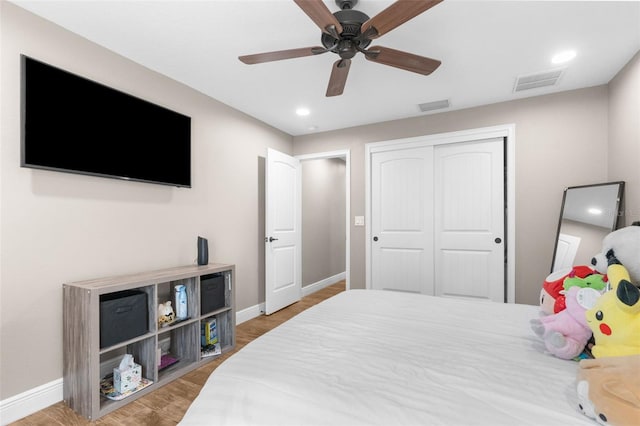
[
  {"xmin": 370, "ymin": 147, "xmax": 434, "ymax": 294},
  {"xmin": 434, "ymin": 138, "xmax": 505, "ymax": 302}
]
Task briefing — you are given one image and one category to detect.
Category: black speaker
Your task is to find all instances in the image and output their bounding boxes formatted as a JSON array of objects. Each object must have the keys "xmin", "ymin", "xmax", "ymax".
[{"xmin": 197, "ymin": 236, "xmax": 208, "ymax": 265}]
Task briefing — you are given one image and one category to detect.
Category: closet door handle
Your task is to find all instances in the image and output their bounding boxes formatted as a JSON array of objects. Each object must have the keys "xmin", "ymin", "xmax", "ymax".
[
  {"xmin": 373, "ymin": 236, "xmax": 379, "ymax": 242},
  {"xmin": 268, "ymin": 237, "xmax": 279, "ymax": 243}
]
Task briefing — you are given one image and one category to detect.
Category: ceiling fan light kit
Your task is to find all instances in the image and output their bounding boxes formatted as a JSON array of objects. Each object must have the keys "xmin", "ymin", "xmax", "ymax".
[{"xmin": 239, "ymin": 0, "xmax": 443, "ymax": 97}]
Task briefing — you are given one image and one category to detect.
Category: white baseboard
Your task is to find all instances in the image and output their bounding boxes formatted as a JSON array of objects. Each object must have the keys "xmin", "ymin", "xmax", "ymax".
[
  {"xmin": 0, "ymin": 378, "xmax": 63, "ymax": 425},
  {"xmin": 235, "ymin": 302, "xmax": 265, "ymax": 324},
  {"xmin": 1, "ymin": 272, "xmax": 346, "ymax": 424},
  {"xmin": 235, "ymin": 271, "xmax": 346, "ymax": 325},
  {"xmin": 302, "ymin": 272, "xmax": 346, "ymax": 297}
]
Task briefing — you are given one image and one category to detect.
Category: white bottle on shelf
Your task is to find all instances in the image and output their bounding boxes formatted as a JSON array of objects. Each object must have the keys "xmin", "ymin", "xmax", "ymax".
[{"xmin": 174, "ymin": 285, "xmax": 187, "ymax": 320}]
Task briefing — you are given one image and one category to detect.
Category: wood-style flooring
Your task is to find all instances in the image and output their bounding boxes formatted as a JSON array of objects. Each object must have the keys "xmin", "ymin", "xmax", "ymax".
[{"xmin": 11, "ymin": 281, "xmax": 345, "ymax": 426}]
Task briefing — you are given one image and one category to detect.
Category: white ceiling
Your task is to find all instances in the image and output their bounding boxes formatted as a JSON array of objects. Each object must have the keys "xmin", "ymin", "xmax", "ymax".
[{"xmin": 12, "ymin": 0, "xmax": 640, "ymax": 136}]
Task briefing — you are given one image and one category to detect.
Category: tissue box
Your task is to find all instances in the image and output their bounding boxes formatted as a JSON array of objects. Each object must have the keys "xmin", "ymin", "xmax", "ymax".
[{"xmin": 113, "ymin": 362, "xmax": 142, "ymax": 394}]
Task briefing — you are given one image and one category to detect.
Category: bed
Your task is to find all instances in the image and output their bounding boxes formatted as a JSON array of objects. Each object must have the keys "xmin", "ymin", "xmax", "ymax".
[{"xmin": 180, "ymin": 289, "xmax": 593, "ymax": 425}]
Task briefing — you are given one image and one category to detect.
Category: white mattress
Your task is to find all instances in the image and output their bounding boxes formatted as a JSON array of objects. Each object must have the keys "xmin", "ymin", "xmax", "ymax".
[{"xmin": 180, "ymin": 290, "xmax": 592, "ymax": 425}]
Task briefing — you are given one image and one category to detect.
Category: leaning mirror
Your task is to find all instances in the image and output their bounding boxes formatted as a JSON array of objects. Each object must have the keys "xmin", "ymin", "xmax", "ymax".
[{"xmin": 551, "ymin": 181, "xmax": 625, "ymax": 272}]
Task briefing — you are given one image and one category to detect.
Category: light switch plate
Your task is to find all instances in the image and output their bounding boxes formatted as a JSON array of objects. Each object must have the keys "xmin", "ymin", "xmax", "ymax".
[{"xmin": 354, "ymin": 216, "xmax": 365, "ymax": 226}]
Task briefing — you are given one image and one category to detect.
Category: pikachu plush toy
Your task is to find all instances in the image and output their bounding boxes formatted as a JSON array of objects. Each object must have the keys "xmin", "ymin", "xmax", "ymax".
[
  {"xmin": 587, "ymin": 222, "xmax": 640, "ymax": 357},
  {"xmin": 576, "ymin": 223, "xmax": 640, "ymax": 426},
  {"xmin": 587, "ymin": 236, "xmax": 640, "ymax": 358}
]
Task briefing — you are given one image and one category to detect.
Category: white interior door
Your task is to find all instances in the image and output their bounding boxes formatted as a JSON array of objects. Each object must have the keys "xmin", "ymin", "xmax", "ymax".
[
  {"xmin": 370, "ymin": 147, "xmax": 434, "ymax": 293},
  {"xmin": 265, "ymin": 148, "xmax": 301, "ymax": 314},
  {"xmin": 434, "ymin": 138, "xmax": 504, "ymax": 302}
]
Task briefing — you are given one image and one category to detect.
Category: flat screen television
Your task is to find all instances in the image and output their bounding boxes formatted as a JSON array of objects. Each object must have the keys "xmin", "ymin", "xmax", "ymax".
[{"xmin": 21, "ymin": 55, "xmax": 191, "ymax": 187}]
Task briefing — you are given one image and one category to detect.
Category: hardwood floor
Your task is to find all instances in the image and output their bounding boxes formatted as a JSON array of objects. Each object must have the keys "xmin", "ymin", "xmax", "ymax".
[{"xmin": 11, "ymin": 282, "xmax": 345, "ymax": 426}]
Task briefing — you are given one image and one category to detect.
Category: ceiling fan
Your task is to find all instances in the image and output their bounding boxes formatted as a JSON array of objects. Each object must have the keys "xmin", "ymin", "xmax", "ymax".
[{"xmin": 239, "ymin": 0, "xmax": 443, "ymax": 97}]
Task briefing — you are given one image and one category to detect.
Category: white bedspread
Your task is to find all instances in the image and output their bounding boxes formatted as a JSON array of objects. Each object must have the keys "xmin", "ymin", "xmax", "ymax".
[{"xmin": 180, "ymin": 290, "xmax": 592, "ymax": 425}]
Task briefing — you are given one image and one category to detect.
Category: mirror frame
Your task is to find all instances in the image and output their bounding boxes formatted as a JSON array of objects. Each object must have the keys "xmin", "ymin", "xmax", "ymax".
[{"xmin": 550, "ymin": 181, "xmax": 625, "ymax": 273}]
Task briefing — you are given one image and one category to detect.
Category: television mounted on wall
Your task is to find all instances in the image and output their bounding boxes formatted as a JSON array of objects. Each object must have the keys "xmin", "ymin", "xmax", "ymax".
[{"xmin": 21, "ymin": 55, "xmax": 191, "ymax": 188}]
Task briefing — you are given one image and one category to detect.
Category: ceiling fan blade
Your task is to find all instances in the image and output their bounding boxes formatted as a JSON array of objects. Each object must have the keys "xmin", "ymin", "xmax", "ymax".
[
  {"xmin": 239, "ymin": 46, "xmax": 325, "ymax": 64},
  {"xmin": 294, "ymin": 0, "xmax": 343, "ymax": 38},
  {"xmin": 361, "ymin": 0, "xmax": 443, "ymax": 39},
  {"xmin": 326, "ymin": 59, "xmax": 351, "ymax": 97},
  {"xmin": 365, "ymin": 46, "xmax": 440, "ymax": 75}
]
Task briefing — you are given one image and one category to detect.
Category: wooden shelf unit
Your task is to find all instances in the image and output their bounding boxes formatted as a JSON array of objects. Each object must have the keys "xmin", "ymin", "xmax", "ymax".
[{"xmin": 63, "ymin": 263, "xmax": 235, "ymax": 420}]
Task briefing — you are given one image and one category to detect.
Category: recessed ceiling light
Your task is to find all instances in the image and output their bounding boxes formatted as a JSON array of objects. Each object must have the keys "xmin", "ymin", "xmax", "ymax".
[
  {"xmin": 552, "ymin": 50, "xmax": 577, "ymax": 64},
  {"xmin": 296, "ymin": 107, "xmax": 310, "ymax": 117}
]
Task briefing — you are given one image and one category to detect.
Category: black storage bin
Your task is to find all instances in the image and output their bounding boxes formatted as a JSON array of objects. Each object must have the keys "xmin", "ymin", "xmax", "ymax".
[
  {"xmin": 99, "ymin": 290, "xmax": 148, "ymax": 348},
  {"xmin": 201, "ymin": 273, "xmax": 225, "ymax": 314}
]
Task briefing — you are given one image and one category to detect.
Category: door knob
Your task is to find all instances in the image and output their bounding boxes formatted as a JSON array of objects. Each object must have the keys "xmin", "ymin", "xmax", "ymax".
[
  {"xmin": 268, "ymin": 237, "xmax": 279, "ymax": 242},
  {"xmin": 373, "ymin": 236, "xmax": 378, "ymax": 242},
  {"xmin": 495, "ymin": 237, "xmax": 502, "ymax": 244}
]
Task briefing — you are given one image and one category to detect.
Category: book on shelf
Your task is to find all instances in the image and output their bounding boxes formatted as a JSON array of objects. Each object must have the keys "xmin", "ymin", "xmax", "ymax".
[
  {"xmin": 158, "ymin": 354, "xmax": 179, "ymax": 371},
  {"xmin": 201, "ymin": 318, "xmax": 218, "ymax": 346},
  {"xmin": 201, "ymin": 343, "xmax": 221, "ymax": 358}
]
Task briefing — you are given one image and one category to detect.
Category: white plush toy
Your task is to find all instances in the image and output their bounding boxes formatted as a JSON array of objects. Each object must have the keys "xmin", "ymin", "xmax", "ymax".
[
  {"xmin": 591, "ymin": 222, "xmax": 640, "ymax": 284},
  {"xmin": 158, "ymin": 301, "xmax": 175, "ymax": 327}
]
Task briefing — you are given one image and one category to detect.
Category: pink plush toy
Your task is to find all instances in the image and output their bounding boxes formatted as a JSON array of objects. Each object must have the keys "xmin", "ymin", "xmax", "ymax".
[{"xmin": 531, "ymin": 286, "xmax": 601, "ymax": 359}]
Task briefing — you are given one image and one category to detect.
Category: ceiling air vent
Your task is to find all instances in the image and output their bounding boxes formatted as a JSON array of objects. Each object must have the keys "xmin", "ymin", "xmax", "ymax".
[
  {"xmin": 418, "ymin": 99, "xmax": 450, "ymax": 113},
  {"xmin": 514, "ymin": 69, "xmax": 564, "ymax": 92}
]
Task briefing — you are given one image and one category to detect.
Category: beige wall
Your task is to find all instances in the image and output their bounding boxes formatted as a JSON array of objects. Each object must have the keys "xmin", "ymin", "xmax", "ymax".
[
  {"xmin": 301, "ymin": 158, "xmax": 346, "ymax": 286},
  {"xmin": 0, "ymin": 3, "xmax": 292, "ymax": 399},
  {"xmin": 608, "ymin": 51, "xmax": 640, "ymax": 224},
  {"xmin": 293, "ymin": 86, "xmax": 612, "ymax": 306}
]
